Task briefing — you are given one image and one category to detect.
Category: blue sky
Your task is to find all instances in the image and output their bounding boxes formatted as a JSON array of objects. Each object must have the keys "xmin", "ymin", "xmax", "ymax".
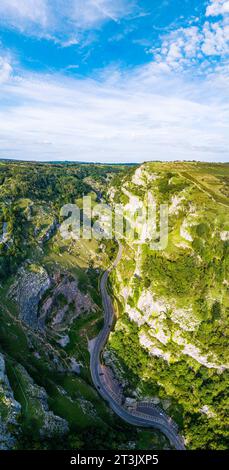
[{"xmin": 0, "ymin": 0, "xmax": 228, "ymax": 162}]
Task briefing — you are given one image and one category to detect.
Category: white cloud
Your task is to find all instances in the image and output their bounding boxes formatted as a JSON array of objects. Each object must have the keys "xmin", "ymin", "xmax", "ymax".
[
  {"xmin": 153, "ymin": 26, "xmax": 202, "ymax": 71},
  {"xmin": 201, "ymin": 20, "xmax": 229, "ymax": 55},
  {"xmin": 0, "ymin": 0, "xmax": 134, "ymax": 42},
  {"xmin": 0, "ymin": 65, "xmax": 228, "ymax": 162},
  {"xmin": 69, "ymin": 0, "xmax": 134, "ymax": 28},
  {"xmin": 206, "ymin": 0, "xmax": 229, "ymax": 17},
  {"xmin": 0, "ymin": 0, "xmax": 228, "ymax": 163},
  {"xmin": 0, "ymin": 0, "xmax": 49, "ymax": 30},
  {"xmin": 149, "ymin": 0, "xmax": 229, "ymax": 73},
  {"xmin": 0, "ymin": 55, "xmax": 12, "ymax": 83}
]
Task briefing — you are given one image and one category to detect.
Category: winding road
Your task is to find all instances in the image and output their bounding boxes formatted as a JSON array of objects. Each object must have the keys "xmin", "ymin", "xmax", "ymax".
[{"xmin": 90, "ymin": 241, "xmax": 185, "ymax": 450}]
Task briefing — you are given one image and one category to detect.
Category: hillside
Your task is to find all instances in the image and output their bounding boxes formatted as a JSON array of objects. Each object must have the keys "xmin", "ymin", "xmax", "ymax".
[
  {"xmin": 0, "ymin": 161, "xmax": 169, "ymax": 450},
  {"xmin": 0, "ymin": 160, "xmax": 228, "ymax": 450},
  {"xmin": 107, "ymin": 161, "xmax": 229, "ymax": 449}
]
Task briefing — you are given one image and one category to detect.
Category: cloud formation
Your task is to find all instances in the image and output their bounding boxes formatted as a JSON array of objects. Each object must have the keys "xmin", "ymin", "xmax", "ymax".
[
  {"xmin": 0, "ymin": 0, "xmax": 135, "ymax": 42},
  {"xmin": 0, "ymin": 0, "xmax": 49, "ymax": 30},
  {"xmin": 206, "ymin": 0, "xmax": 229, "ymax": 17},
  {"xmin": 0, "ymin": 54, "xmax": 12, "ymax": 84},
  {"xmin": 69, "ymin": 0, "xmax": 134, "ymax": 28},
  {"xmin": 0, "ymin": 1, "xmax": 228, "ymax": 162},
  {"xmin": 149, "ymin": 0, "xmax": 229, "ymax": 73},
  {"xmin": 0, "ymin": 63, "xmax": 228, "ymax": 162}
]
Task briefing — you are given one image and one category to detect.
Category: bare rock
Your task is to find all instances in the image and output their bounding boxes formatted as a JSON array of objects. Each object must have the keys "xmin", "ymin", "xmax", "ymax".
[
  {"xmin": 0, "ymin": 354, "xmax": 21, "ymax": 450},
  {"xmin": 8, "ymin": 263, "xmax": 51, "ymax": 329}
]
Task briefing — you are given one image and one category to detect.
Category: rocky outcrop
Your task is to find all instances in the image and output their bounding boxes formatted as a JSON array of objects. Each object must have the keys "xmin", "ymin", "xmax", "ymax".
[
  {"xmin": 15, "ymin": 364, "xmax": 69, "ymax": 438},
  {"xmin": 8, "ymin": 263, "xmax": 51, "ymax": 329},
  {"xmin": 139, "ymin": 332, "xmax": 171, "ymax": 362},
  {"xmin": 39, "ymin": 275, "xmax": 98, "ymax": 330},
  {"xmin": 0, "ymin": 354, "xmax": 21, "ymax": 450},
  {"xmin": 8, "ymin": 264, "xmax": 97, "ymax": 332},
  {"xmin": 0, "ymin": 222, "xmax": 9, "ymax": 244},
  {"xmin": 38, "ymin": 219, "xmax": 59, "ymax": 244},
  {"xmin": 109, "ymin": 162, "xmax": 229, "ymax": 385},
  {"xmin": 220, "ymin": 231, "xmax": 229, "ymax": 241},
  {"xmin": 124, "ymin": 287, "xmax": 228, "ymax": 370},
  {"xmin": 57, "ymin": 335, "xmax": 70, "ymax": 348}
]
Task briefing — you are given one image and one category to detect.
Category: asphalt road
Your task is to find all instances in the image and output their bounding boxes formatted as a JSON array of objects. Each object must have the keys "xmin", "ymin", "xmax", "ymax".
[{"xmin": 90, "ymin": 241, "xmax": 185, "ymax": 450}]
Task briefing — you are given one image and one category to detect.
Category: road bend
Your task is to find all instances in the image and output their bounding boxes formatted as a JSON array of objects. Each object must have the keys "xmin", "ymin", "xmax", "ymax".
[{"xmin": 90, "ymin": 241, "xmax": 185, "ymax": 450}]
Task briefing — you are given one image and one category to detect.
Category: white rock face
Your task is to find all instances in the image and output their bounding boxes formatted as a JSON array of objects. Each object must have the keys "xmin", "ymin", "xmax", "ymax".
[
  {"xmin": 162, "ymin": 399, "xmax": 171, "ymax": 410},
  {"xmin": 138, "ymin": 290, "xmax": 168, "ymax": 317},
  {"xmin": 0, "ymin": 222, "xmax": 9, "ymax": 244},
  {"xmin": 120, "ymin": 285, "xmax": 130, "ymax": 301},
  {"xmin": 121, "ymin": 189, "xmax": 145, "ymax": 243},
  {"xmin": 125, "ymin": 286, "xmax": 228, "ymax": 370},
  {"xmin": 132, "ymin": 167, "xmax": 145, "ymax": 186},
  {"xmin": 9, "ymin": 264, "xmax": 51, "ymax": 329},
  {"xmin": 137, "ymin": 290, "xmax": 154, "ymax": 315},
  {"xmin": 131, "ymin": 166, "xmax": 158, "ymax": 186},
  {"xmin": 180, "ymin": 219, "xmax": 193, "ymax": 242},
  {"xmin": 147, "ymin": 319, "xmax": 170, "ymax": 345},
  {"xmin": 127, "ymin": 306, "xmax": 144, "ymax": 325},
  {"xmin": 175, "ymin": 241, "xmax": 190, "ymax": 250},
  {"xmin": 107, "ymin": 187, "xmax": 116, "ymax": 201},
  {"xmin": 0, "ymin": 354, "xmax": 21, "ymax": 450},
  {"xmin": 126, "ymin": 290, "xmax": 167, "ymax": 327},
  {"xmin": 134, "ymin": 245, "xmax": 142, "ymax": 276},
  {"xmin": 118, "ymin": 182, "xmax": 157, "ymax": 244},
  {"xmin": 173, "ymin": 331, "xmax": 229, "ymax": 371},
  {"xmin": 169, "ymin": 195, "xmax": 184, "ymax": 215},
  {"xmin": 220, "ymin": 231, "xmax": 229, "ymax": 241},
  {"xmin": 200, "ymin": 405, "xmax": 216, "ymax": 418},
  {"xmin": 112, "ymin": 167, "xmax": 228, "ymax": 382},
  {"xmin": 171, "ymin": 308, "xmax": 201, "ymax": 331},
  {"xmin": 70, "ymin": 357, "xmax": 81, "ymax": 374},
  {"xmin": 52, "ymin": 306, "xmax": 68, "ymax": 325},
  {"xmin": 180, "ymin": 210, "xmax": 199, "ymax": 242},
  {"xmin": 139, "ymin": 332, "xmax": 171, "ymax": 362},
  {"xmin": 123, "ymin": 188, "xmax": 143, "ymax": 213},
  {"xmin": 57, "ymin": 335, "xmax": 70, "ymax": 347}
]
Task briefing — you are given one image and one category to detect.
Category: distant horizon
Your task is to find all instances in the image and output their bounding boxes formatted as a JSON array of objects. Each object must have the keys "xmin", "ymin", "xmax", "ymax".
[{"xmin": 0, "ymin": 157, "xmax": 228, "ymax": 165}]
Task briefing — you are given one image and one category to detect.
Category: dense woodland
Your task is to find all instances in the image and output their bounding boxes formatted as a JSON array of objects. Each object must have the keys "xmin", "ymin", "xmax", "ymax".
[{"xmin": 0, "ymin": 162, "xmax": 126, "ymax": 279}]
